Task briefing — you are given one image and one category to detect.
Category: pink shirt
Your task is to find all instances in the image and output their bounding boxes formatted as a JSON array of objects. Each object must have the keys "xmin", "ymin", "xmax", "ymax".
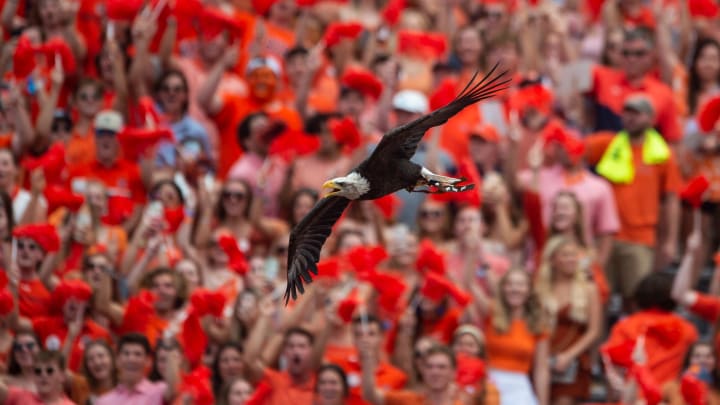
[
  {"xmin": 95, "ymin": 379, "xmax": 167, "ymax": 405},
  {"xmin": 227, "ymin": 153, "xmax": 288, "ymax": 218},
  {"xmin": 5, "ymin": 388, "xmax": 76, "ymax": 405},
  {"xmin": 518, "ymin": 165, "xmax": 620, "ymax": 246}
]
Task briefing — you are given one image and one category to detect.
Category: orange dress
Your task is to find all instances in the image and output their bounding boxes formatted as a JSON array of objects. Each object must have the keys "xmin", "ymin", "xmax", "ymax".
[{"xmin": 550, "ymin": 306, "xmax": 591, "ymax": 400}]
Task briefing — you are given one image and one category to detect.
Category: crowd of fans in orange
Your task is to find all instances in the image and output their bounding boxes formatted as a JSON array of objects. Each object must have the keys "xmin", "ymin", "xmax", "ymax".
[{"xmin": 0, "ymin": 0, "xmax": 720, "ymax": 404}]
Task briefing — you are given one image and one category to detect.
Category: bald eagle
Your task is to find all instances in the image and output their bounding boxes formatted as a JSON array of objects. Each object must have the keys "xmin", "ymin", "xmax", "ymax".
[{"xmin": 285, "ymin": 65, "xmax": 510, "ymax": 303}]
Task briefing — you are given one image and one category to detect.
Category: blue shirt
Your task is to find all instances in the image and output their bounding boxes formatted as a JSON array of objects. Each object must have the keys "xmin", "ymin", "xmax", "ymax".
[{"xmin": 156, "ymin": 115, "xmax": 211, "ymax": 167}]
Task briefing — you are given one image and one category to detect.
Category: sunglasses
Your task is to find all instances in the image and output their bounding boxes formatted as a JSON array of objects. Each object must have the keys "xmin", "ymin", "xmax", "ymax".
[
  {"xmin": 78, "ymin": 92, "xmax": 101, "ymax": 102},
  {"xmin": 161, "ymin": 84, "xmax": 186, "ymax": 94},
  {"xmin": 414, "ymin": 350, "xmax": 427, "ymax": 359},
  {"xmin": 17, "ymin": 241, "xmax": 38, "ymax": 251},
  {"xmin": 622, "ymin": 49, "xmax": 648, "ymax": 58},
  {"xmin": 13, "ymin": 342, "xmax": 36, "ymax": 352},
  {"xmin": 275, "ymin": 246, "xmax": 289, "ymax": 255},
  {"xmin": 34, "ymin": 366, "xmax": 56, "ymax": 376},
  {"xmin": 51, "ymin": 123, "xmax": 71, "ymax": 133},
  {"xmin": 85, "ymin": 262, "xmax": 109, "ymax": 273},
  {"xmin": 222, "ymin": 191, "xmax": 247, "ymax": 200},
  {"xmin": 420, "ymin": 210, "xmax": 443, "ymax": 219}
]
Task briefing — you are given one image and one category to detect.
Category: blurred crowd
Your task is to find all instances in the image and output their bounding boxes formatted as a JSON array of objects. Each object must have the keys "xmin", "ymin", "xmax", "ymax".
[{"xmin": 1, "ymin": 0, "xmax": 720, "ymax": 404}]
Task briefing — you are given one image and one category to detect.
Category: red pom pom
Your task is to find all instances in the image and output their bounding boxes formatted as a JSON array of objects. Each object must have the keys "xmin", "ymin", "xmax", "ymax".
[
  {"xmin": 646, "ymin": 318, "xmax": 683, "ymax": 348},
  {"xmin": 358, "ymin": 270, "xmax": 407, "ymax": 313},
  {"xmin": 601, "ymin": 340, "xmax": 635, "ymax": 368},
  {"xmin": 13, "ymin": 36, "xmax": 36, "ymax": 79},
  {"xmin": 316, "ymin": 256, "xmax": 342, "ymax": 281},
  {"xmin": 681, "ymin": 175, "xmax": 710, "ymax": 208},
  {"xmin": 44, "ymin": 185, "xmax": 85, "ymax": 214},
  {"xmin": 101, "ymin": 195, "xmax": 136, "ymax": 226},
  {"xmin": 328, "ymin": 117, "xmax": 361, "ymax": 152},
  {"xmin": 117, "ymin": 127, "xmax": 174, "ymax": 161},
  {"xmin": 508, "ymin": 84, "xmax": 554, "ymax": 115},
  {"xmin": 198, "ymin": 7, "xmax": 246, "ymax": 41},
  {"xmin": 163, "ymin": 206, "xmax": 186, "ymax": 234},
  {"xmin": 382, "ymin": 0, "xmax": 406, "ymax": 26},
  {"xmin": 21, "ymin": 143, "xmax": 66, "ymax": 187},
  {"xmin": 681, "ymin": 371, "xmax": 708, "ymax": 405},
  {"xmin": 456, "ymin": 353, "xmax": 486, "ymax": 386},
  {"xmin": 345, "ymin": 245, "xmax": 388, "ymax": 274},
  {"xmin": 372, "ymin": 194, "xmax": 401, "ymax": 221},
  {"xmin": 419, "ymin": 272, "xmax": 470, "ymax": 307},
  {"xmin": 245, "ymin": 381, "xmax": 273, "ymax": 405},
  {"xmin": 51, "ymin": 279, "xmax": 92, "ymax": 314},
  {"xmin": 697, "ymin": 95, "xmax": 720, "ymax": 133},
  {"xmin": 268, "ymin": 130, "xmax": 320, "ymax": 162},
  {"xmin": 181, "ymin": 309, "xmax": 206, "ymax": 368},
  {"xmin": 429, "ymin": 79, "xmax": 457, "ymax": 111},
  {"xmin": 178, "ymin": 367, "xmax": 214, "ymax": 405},
  {"xmin": 38, "ymin": 37, "xmax": 77, "ymax": 75},
  {"xmin": 337, "ymin": 289, "xmax": 360, "ymax": 323},
  {"xmin": 13, "ymin": 224, "xmax": 60, "ymax": 253},
  {"xmin": 689, "ymin": 0, "xmax": 720, "ymax": 18},
  {"xmin": 106, "ymin": 0, "xmax": 144, "ymax": 21},
  {"xmin": 415, "ymin": 239, "xmax": 446, "ymax": 274},
  {"xmin": 217, "ymin": 233, "xmax": 249, "ymax": 275},
  {"xmin": 190, "ymin": 289, "xmax": 227, "ymax": 318},
  {"xmin": 397, "ymin": 30, "xmax": 447, "ymax": 59},
  {"xmin": 631, "ymin": 365, "xmax": 662, "ymax": 405},
  {"xmin": 119, "ymin": 290, "xmax": 157, "ymax": 335},
  {"xmin": 323, "ymin": 21, "xmax": 364, "ymax": 48},
  {"xmin": 341, "ymin": 67, "xmax": 384, "ymax": 100},
  {"xmin": 252, "ymin": 0, "xmax": 279, "ymax": 15}
]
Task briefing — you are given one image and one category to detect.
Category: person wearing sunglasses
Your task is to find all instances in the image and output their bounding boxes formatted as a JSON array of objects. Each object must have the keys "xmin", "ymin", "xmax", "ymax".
[
  {"xmin": 5, "ymin": 332, "xmax": 41, "ymax": 392},
  {"xmin": 66, "ymin": 79, "xmax": 105, "ymax": 168},
  {"xmin": 11, "ymin": 224, "xmax": 59, "ymax": 319},
  {"xmin": 0, "ymin": 350, "xmax": 75, "ymax": 405}
]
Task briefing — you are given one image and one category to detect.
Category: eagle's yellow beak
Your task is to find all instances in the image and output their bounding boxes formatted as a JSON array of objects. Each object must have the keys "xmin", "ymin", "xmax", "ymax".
[{"xmin": 322, "ymin": 180, "xmax": 340, "ymax": 197}]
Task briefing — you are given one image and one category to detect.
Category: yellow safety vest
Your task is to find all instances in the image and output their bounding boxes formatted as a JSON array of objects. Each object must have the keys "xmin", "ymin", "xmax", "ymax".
[{"xmin": 596, "ymin": 129, "xmax": 670, "ymax": 184}]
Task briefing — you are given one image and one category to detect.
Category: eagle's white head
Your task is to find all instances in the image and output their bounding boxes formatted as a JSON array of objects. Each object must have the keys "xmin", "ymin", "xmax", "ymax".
[{"xmin": 322, "ymin": 172, "xmax": 370, "ymax": 200}]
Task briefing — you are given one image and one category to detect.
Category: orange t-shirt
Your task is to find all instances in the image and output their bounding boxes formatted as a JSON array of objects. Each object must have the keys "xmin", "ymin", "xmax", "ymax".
[
  {"xmin": 32, "ymin": 316, "xmax": 112, "ymax": 372},
  {"xmin": 484, "ymin": 317, "xmax": 547, "ymax": 374},
  {"xmin": 262, "ymin": 368, "xmax": 315, "ymax": 405},
  {"xmin": 585, "ymin": 133, "xmax": 683, "ymax": 246},
  {"xmin": 18, "ymin": 279, "xmax": 51, "ymax": 318},
  {"xmin": 605, "ymin": 310, "xmax": 697, "ymax": 385},
  {"xmin": 68, "ymin": 159, "xmax": 147, "ymax": 204},
  {"xmin": 66, "ymin": 127, "xmax": 96, "ymax": 167},
  {"xmin": 325, "ymin": 346, "xmax": 407, "ymax": 405},
  {"xmin": 384, "ymin": 390, "xmax": 465, "ymax": 405}
]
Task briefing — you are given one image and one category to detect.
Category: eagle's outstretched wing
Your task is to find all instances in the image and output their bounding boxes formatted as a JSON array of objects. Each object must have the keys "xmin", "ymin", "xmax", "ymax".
[
  {"xmin": 285, "ymin": 196, "xmax": 351, "ymax": 303},
  {"xmin": 366, "ymin": 64, "xmax": 511, "ymax": 164}
]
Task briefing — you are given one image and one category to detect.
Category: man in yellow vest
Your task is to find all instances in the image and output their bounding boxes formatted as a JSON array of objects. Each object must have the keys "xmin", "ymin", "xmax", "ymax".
[{"xmin": 587, "ymin": 94, "xmax": 682, "ymax": 310}]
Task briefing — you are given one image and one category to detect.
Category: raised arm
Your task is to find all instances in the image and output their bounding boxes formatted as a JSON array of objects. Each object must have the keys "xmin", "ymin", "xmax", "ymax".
[
  {"xmin": 242, "ymin": 296, "xmax": 277, "ymax": 384},
  {"xmin": 34, "ymin": 60, "xmax": 64, "ymax": 149},
  {"xmin": 197, "ymin": 43, "xmax": 239, "ymax": 117},
  {"xmin": 360, "ymin": 341, "xmax": 384, "ymax": 405},
  {"xmin": 671, "ymin": 210, "xmax": 702, "ymax": 307}
]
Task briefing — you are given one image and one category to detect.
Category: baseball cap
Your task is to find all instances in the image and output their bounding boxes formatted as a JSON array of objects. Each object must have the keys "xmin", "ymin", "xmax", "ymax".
[
  {"xmin": 246, "ymin": 56, "xmax": 282, "ymax": 78},
  {"xmin": 623, "ymin": 94, "xmax": 654, "ymax": 115},
  {"xmin": 93, "ymin": 110, "xmax": 124, "ymax": 133},
  {"xmin": 469, "ymin": 123, "xmax": 500, "ymax": 143},
  {"xmin": 392, "ymin": 90, "xmax": 429, "ymax": 114}
]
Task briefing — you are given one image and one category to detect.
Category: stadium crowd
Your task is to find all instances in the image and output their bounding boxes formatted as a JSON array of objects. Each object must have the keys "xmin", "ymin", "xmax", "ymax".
[{"xmin": 0, "ymin": 0, "xmax": 719, "ymax": 404}]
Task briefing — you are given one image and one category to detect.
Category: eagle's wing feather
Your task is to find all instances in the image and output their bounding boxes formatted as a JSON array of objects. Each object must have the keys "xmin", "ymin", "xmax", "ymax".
[
  {"xmin": 367, "ymin": 64, "xmax": 511, "ymax": 163},
  {"xmin": 285, "ymin": 196, "xmax": 351, "ymax": 303}
]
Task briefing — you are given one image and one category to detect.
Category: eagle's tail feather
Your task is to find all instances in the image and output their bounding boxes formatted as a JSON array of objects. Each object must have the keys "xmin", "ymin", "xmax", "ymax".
[{"xmin": 454, "ymin": 63, "xmax": 512, "ymax": 107}]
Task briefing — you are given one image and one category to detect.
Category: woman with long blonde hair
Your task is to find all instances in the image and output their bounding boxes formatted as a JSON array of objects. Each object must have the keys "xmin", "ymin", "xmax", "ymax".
[
  {"xmin": 470, "ymin": 267, "xmax": 550, "ymax": 405},
  {"xmin": 535, "ymin": 236, "xmax": 601, "ymax": 405}
]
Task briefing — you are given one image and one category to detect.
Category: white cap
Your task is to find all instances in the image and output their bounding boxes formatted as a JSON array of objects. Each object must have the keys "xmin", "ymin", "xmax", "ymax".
[
  {"xmin": 93, "ymin": 110, "xmax": 124, "ymax": 133},
  {"xmin": 246, "ymin": 56, "xmax": 283, "ymax": 77},
  {"xmin": 392, "ymin": 90, "xmax": 429, "ymax": 114}
]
